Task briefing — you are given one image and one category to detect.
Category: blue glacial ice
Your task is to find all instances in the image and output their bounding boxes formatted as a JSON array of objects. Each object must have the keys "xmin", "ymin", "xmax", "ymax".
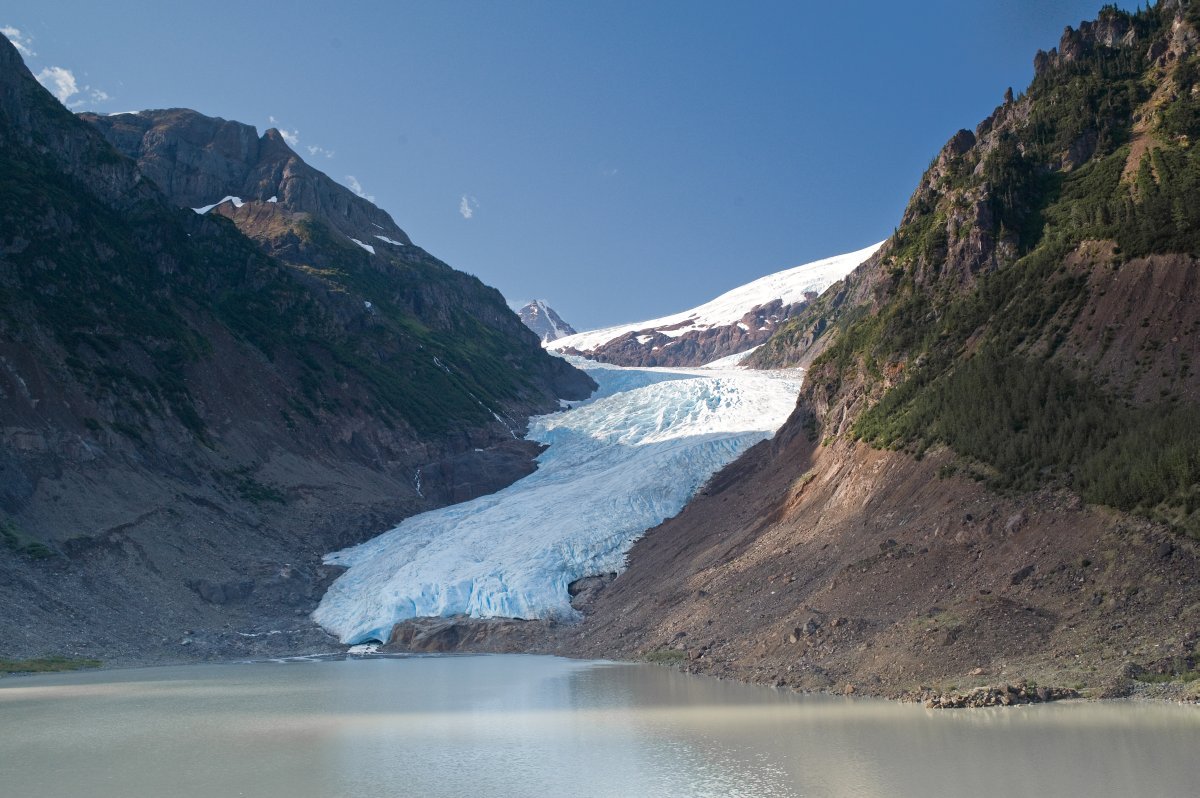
[{"xmin": 313, "ymin": 359, "xmax": 802, "ymax": 644}]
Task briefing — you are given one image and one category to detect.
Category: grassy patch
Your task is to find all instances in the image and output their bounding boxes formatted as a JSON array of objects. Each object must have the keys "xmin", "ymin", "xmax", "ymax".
[
  {"xmin": 1, "ymin": 520, "xmax": 54, "ymax": 559},
  {"xmin": 1134, "ymin": 668, "xmax": 1200, "ymax": 684},
  {"xmin": 0, "ymin": 656, "xmax": 102, "ymax": 674},
  {"xmin": 643, "ymin": 648, "xmax": 688, "ymax": 665},
  {"xmin": 216, "ymin": 468, "xmax": 288, "ymax": 505}
]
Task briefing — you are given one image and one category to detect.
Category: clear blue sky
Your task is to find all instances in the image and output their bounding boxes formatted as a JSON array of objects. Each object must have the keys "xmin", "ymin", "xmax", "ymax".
[{"xmin": 5, "ymin": 1, "xmax": 1135, "ymax": 330}]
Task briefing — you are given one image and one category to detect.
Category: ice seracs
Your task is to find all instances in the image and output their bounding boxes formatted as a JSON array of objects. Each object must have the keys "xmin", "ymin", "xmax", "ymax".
[{"xmin": 313, "ymin": 358, "xmax": 802, "ymax": 644}]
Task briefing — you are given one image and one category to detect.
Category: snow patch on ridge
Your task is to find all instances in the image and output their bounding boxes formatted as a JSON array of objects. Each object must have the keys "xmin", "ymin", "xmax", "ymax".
[
  {"xmin": 313, "ymin": 358, "xmax": 802, "ymax": 643},
  {"xmin": 549, "ymin": 242, "xmax": 884, "ymax": 354},
  {"xmin": 192, "ymin": 196, "xmax": 245, "ymax": 214}
]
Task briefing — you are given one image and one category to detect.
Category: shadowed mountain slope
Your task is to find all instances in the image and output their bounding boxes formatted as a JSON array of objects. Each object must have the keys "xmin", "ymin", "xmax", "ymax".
[{"xmin": 0, "ymin": 35, "xmax": 591, "ymax": 664}]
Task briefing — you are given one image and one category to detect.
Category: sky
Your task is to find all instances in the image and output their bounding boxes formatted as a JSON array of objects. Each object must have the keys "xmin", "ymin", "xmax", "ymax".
[{"xmin": 4, "ymin": 1, "xmax": 1137, "ymax": 331}]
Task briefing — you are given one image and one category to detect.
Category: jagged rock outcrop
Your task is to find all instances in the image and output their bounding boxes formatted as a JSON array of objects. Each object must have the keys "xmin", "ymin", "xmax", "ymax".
[
  {"xmin": 1035, "ymin": 6, "xmax": 1141, "ymax": 75},
  {"xmin": 84, "ymin": 109, "xmax": 410, "ymax": 247}
]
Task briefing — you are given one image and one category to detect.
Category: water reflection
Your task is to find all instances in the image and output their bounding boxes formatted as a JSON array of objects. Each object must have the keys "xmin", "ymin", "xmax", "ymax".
[{"xmin": 1, "ymin": 655, "xmax": 1196, "ymax": 798}]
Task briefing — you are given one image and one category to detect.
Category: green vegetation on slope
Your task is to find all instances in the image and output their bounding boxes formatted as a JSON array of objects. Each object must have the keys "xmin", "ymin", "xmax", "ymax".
[
  {"xmin": 285, "ymin": 218, "xmax": 555, "ymax": 431},
  {"xmin": 0, "ymin": 656, "xmax": 102, "ymax": 674},
  {"xmin": 0, "ymin": 134, "xmax": 556, "ymax": 440},
  {"xmin": 1, "ymin": 519, "xmax": 54, "ymax": 559},
  {"xmin": 783, "ymin": 3, "xmax": 1200, "ymax": 535},
  {"xmin": 0, "ymin": 145, "xmax": 211, "ymax": 437},
  {"xmin": 855, "ymin": 348, "xmax": 1200, "ymax": 535}
]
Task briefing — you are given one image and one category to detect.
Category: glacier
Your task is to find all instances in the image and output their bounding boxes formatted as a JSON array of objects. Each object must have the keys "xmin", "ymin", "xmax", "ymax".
[{"xmin": 313, "ymin": 358, "xmax": 802, "ymax": 644}]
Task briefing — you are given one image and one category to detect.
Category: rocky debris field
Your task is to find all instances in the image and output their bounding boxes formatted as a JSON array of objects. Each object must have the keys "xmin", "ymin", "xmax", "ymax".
[{"xmin": 918, "ymin": 681, "xmax": 1080, "ymax": 709}]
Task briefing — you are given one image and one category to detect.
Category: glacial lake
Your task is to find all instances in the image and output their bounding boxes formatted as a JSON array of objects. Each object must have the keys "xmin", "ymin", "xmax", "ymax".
[{"xmin": 1, "ymin": 655, "xmax": 1197, "ymax": 798}]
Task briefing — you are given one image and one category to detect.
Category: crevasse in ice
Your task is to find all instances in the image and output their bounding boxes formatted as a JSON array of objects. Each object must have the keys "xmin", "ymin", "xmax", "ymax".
[{"xmin": 313, "ymin": 358, "xmax": 802, "ymax": 644}]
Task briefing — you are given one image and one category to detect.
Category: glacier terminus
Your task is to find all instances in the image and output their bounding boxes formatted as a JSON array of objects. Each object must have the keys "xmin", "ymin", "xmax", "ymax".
[{"xmin": 313, "ymin": 357, "xmax": 803, "ymax": 644}]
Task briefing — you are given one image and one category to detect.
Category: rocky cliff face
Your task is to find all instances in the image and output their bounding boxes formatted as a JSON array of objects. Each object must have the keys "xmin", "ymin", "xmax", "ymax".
[
  {"xmin": 518, "ymin": 300, "xmax": 577, "ymax": 343},
  {"xmin": 83, "ymin": 109, "xmax": 411, "ymax": 247},
  {"xmin": 559, "ymin": 1, "xmax": 1200, "ymax": 697},
  {"xmin": 0, "ymin": 37, "xmax": 591, "ymax": 665}
]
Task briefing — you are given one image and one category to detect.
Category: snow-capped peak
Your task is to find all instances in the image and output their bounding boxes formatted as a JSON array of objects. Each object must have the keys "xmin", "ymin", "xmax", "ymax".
[
  {"xmin": 519, "ymin": 300, "xmax": 578, "ymax": 343},
  {"xmin": 548, "ymin": 242, "xmax": 883, "ymax": 358}
]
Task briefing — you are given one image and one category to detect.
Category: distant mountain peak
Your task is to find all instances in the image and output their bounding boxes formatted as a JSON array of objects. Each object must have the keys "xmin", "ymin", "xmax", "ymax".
[{"xmin": 519, "ymin": 300, "xmax": 577, "ymax": 343}]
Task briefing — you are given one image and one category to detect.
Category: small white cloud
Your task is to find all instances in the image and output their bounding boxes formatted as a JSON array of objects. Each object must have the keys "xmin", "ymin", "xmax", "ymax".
[
  {"xmin": 33, "ymin": 65, "xmax": 110, "ymax": 109},
  {"xmin": 268, "ymin": 116, "xmax": 332, "ymax": 157},
  {"xmin": 2, "ymin": 26, "xmax": 35, "ymax": 58},
  {"xmin": 459, "ymin": 194, "xmax": 478, "ymax": 220},
  {"xmin": 600, "ymin": 166, "xmax": 619, "ymax": 177},
  {"xmin": 345, "ymin": 175, "xmax": 375, "ymax": 203},
  {"xmin": 267, "ymin": 117, "xmax": 301, "ymax": 148},
  {"xmin": 36, "ymin": 65, "xmax": 78, "ymax": 104}
]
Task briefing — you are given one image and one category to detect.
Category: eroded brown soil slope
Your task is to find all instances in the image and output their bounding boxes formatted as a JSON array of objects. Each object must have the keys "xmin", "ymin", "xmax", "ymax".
[{"xmin": 561, "ymin": 429, "xmax": 1199, "ymax": 699}]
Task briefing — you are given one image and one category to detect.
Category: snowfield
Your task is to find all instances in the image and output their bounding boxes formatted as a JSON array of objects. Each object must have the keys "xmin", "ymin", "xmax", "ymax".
[
  {"xmin": 192, "ymin": 195, "xmax": 245, "ymax": 214},
  {"xmin": 548, "ymin": 242, "xmax": 883, "ymax": 354},
  {"xmin": 313, "ymin": 358, "xmax": 803, "ymax": 644}
]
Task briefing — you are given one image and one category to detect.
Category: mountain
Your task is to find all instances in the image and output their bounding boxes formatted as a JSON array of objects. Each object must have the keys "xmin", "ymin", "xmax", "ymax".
[
  {"xmin": 518, "ymin": 300, "xmax": 576, "ymax": 343},
  {"xmin": 549, "ymin": 243, "xmax": 882, "ymax": 367},
  {"xmin": 0, "ymin": 36, "xmax": 592, "ymax": 665},
  {"xmin": 82, "ymin": 107, "xmax": 592, "ymax": 417},
  {"xmin": 559, "ymin": 1, "xmax": 1200, "ymax": 699}
]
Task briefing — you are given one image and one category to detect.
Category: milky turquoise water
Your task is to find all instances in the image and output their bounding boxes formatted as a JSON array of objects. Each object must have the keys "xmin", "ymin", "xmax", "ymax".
[{"xmin": 1, "ymin": 655, "xmax": 1197, "ymax": 798}]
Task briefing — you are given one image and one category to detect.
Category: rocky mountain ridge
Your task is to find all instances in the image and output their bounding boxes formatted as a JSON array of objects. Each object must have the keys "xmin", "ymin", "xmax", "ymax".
[
  {"xmin": 83, "ymin": 108, "xmax": 591, "ymax": 422},
  {"xmin": 83, "ymin": 109, "xmax": 410, "ymax": 249}
]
